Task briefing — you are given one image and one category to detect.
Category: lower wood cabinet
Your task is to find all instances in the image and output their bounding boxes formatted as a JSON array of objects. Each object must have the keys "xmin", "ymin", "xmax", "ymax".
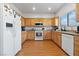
[
  {"xmin": 21, "ymin": 31, "xmax": 27, "ymax": 44},
  {"xmin": 52, "ymin": 31, "xmax": 79, "ymax": 56},
  {"xmin": 43, "ymin": 31, "xmax": 52, "ymax": 40},
  {"xmin": 27, "ymin": 31, "xmax": 35, "ymax": 40},
  {"xmin": 52, "ymin": 31, "xmax": 61, "ymax": 46},
  {"xmin": 74, "ymin": 36, "xmax": 79, "ymax": 56}
]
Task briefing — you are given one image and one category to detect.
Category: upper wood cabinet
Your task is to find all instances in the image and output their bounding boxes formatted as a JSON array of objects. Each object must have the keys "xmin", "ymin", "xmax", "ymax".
[
  {"xmin": 44, "ymin": 19, "xmax": 52, "ymax": 26},
  {"xmin": 31, "ymin": 18, "xmax": 46, "ymax": 26},
  {"xmin": 20, "ymin": 17, "xmax": 25, "ymax": 26},
  {"xmin": 76, "ymin": 3, "xmax": 79, "ymax": 22},
  {"xmin": 31, "ymin": 18, "xmax": 39, "ymax": 26},
  {"xmin": 52, "ymin": 31, "xmax": 61, "ymax": 46},
  {"xmin": 38, "ymin": 18, "xmax": 45, "ymax": 22},
  {"xmin": 25, "ymin": 18, "xmax": 31, "ymax": 26},
  {"xmin": 74, "ymin": 36, "xmax": 79, "ymax": 56},
  {"xmin": 51, "ymin": 17, "xmax": 59, "ymax": 26},
  {"xmin": 51, "ymin": 18, "xmax": 55, "ymax": 26},
  {"xmin": 23, "ymin": 18, "xmax": 57, "ymax": 26}
]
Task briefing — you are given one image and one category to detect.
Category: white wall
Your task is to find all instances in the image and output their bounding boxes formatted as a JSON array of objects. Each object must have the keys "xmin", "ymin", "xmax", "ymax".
[
  {"xmin": 56, "ymin": 3, "xmax": 76, "ymax": 17},
  {"xmin": 56, "ymin": 3, "xmax": 79, "ymax": 31},
  {"xmin": 23, "ymin": 13, "xmax": 54, "ymax": 18}
]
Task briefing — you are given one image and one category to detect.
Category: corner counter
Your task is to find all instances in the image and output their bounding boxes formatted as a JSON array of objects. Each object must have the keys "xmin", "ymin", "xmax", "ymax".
[{"xmin": 52, "ymin": 30, "xmax": 79, "ymax": 56}]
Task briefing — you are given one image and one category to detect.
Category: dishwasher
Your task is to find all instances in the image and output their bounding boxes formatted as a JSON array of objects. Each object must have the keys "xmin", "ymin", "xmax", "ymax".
[{"xmin": 62, "ymin": 34, "xmax": 74, "ymax": 56}]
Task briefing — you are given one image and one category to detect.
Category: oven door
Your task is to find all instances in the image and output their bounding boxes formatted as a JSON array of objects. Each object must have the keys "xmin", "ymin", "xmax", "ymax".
[
  {"xmin": 36, "ymin": 32, "xmax": 42, "ymax": 37},
  {"xmin": 35, "ymin": 31, "xmax": 43, "ymax": 40}
]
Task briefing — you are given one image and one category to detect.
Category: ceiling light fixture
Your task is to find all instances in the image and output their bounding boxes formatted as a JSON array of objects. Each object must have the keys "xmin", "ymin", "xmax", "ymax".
[
  {"xmin": 48, "ymin": 7, "xmax": 51, "ymax": 11},
  {"xmin": 33, "ymin": 7, "xmax": 36, "ymax": 11}
]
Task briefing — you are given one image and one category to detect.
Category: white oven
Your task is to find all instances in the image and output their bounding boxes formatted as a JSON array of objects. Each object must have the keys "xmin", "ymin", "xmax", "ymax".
[{"xmin": 35, "ymin": 31, "xmax": 43, "ymax": 40}]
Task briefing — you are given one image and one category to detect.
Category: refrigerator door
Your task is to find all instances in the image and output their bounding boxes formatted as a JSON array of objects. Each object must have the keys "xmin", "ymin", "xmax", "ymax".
[
  {"xmin": 13, "ymin": 15, "xmax": 21, "ymax": 55},
  {"xmin": 3, "ymin": 29, "xmax": 14, "ymax": 56},
  {"xmin": 2, "ymin": 6, "xmax": 14, "ymax": 55}
]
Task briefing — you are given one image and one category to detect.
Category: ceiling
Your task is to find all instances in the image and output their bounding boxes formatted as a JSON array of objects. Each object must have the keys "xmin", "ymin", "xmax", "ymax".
[{"xmin": 12, "ymin": 3, "xmax": 66, "ymax": 15}]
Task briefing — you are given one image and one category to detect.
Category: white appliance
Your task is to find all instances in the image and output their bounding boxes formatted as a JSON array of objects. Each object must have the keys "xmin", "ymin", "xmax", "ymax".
[
  {"xmin": 35, "ymin": 31, "xmax": 43, "ymax": 40},
  {"xmin": 13, "ymin": 14, "xmax": 21, "ymax": 55},
  {"xmin": 3, "ymin": 10, "xmax": 14, "ymax": 56},
  {"xmin": 0, "ymin": 4, "xmax": 21, "ymax": 56},
  {"xmin": 0, "ymin": 3, "xmax": 3, "ymax": 55},
  {"xmin": 62, "ymin": 34, "xmax": 74, "ymax": 56}
]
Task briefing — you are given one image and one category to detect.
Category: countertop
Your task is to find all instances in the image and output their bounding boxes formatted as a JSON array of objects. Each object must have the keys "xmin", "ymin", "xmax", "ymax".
[{"xmin": 55, "ymin": 30, "xmax": 79, "ymax": 36}]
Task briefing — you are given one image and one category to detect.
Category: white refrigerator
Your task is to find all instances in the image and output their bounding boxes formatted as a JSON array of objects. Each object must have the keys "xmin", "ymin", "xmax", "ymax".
[
  {"xmin": 0, "ymin": 4, "xmax": 21, "ymax": 56},
  {"xmin": 13, "ymin": 15, "xmax": 21, "ymax": 55}
]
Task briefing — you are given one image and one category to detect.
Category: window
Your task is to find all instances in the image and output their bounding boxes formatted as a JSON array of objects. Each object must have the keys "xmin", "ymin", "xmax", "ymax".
[
  {"xmin": 68, "ymin": 10, "xmax": 77, "ymax": 26},
  {"xmin": 60, "ymin": 10, "xmax": 77, "ymax": 27},
  {"xmin": 60, "ymin": 14, "xmax": 68, "ymax": 26}
]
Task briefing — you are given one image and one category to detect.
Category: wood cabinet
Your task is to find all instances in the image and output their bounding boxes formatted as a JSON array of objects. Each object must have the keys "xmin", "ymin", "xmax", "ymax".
[
  {"xmin": 24, "ymin": 18, "xmax": 55, "ymax": 26},
  {"xmin": 31, "ymin": 18, "xmax": 39, "ymax": 26},
  {"xmin": 76, "ymin": 3, "xmax": 79, "ymax": 22},
  {"xmin": 74, "ymin": 36, "xmax": 79, "ymax": 56},
  {"xmin": 27, "ymin": 31, "xmax": 35, "ymax": 40},
  {"xmin": 44, "ymin": 19, "xmax": 52, "ymax": 26},
  {"xmin": 31, "ymin": 18, "xmax": 46, "ymax": 26},
  {"xmin": 21, "ymin": 31, "xmax": 26, "ymax": 44},
  {"xmin": 51, "ymin": 18, "xmax": 55, "ymax": 26},
  {"xmin": 52, "ymin": 31, "xmax": 61, "ymax": 46},
  {"xmin": 25, "ymin": 18, "xmax": 31, "ymax": 26},
  {"xmin": 38, "ymin": 18, "xmax": 45, "ymax": 22},
  {"xmin": 51, "ymin": 17, "xmax": 59, "ymax": 26},
  {"xmin": 43, "ymin": 31, "xmax": 52, "ymax": 40},
  {"xmin": 61, "ymin": 34, "xmax": 79, "ymax": 56},
  {"xmin": 21, "ymin": 17, "xmax": 25, "ymax": 26}
]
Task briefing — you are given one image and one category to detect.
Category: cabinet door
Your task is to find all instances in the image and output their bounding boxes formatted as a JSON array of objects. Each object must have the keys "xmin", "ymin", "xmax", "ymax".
[
  {"xmin": 76, "ymin": 3, "xmax": 79, "ymax": 22},
  {"xmin": 52, "ymin": 32, "xmax": 61, "ymax": 46},
  {"xmin": 62, "ymin": 34, "xmax": 74, "ymax": 56},
  {"xmin": 31, "ymin": 18, "xmax": 39, "ymax": 26},
  {"xmin": 38, "ymin": 18, "xmax": 45, "ymax": 22},
  {"xmin": 20, "ymin": 17, "xmax": 25, "ymax": 26},
  {"xmin": 25, "ymin": 18, "xmax": 31, "ymax": 26},
  {"xmin": 55, "ymin": 32, "xmax": 61, "ymax": 46},
  {"xmin": 74, "ymin": 36, "xmax": 79, "ymax": 56},
  {"xmin": 27, "ymin": 31, "xmax": 35, "ymax": 40},
  {"xmin": 43, "ymin": 31, "xmax": 52, "ymax": 40},
  {"xmin": 44, "ymin": 19, "xmax": 52, "ymax": 26},
  {"xmin": 21, "ymin": 31, "xmax": 26, "ymax": 43},
  {"xmin": 51, "ymin": 18, "xmax": 55, "ymax": 26}
]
